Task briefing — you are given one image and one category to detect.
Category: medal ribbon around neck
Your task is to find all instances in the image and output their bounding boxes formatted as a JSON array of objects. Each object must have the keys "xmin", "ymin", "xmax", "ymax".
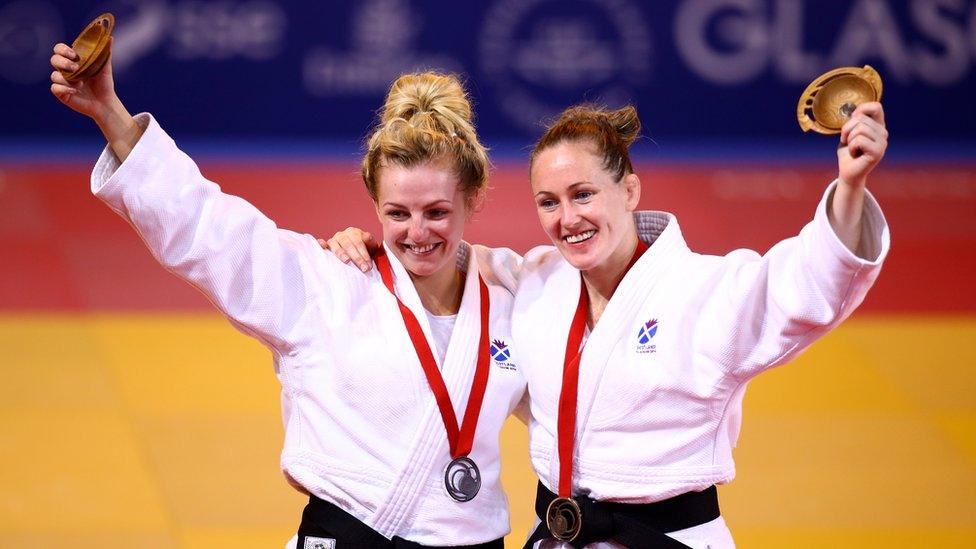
[
  {"xmin": 556, "ymin": 237, "xmax": 649, "ymax": 497},
  {"xmin": 375, "ymin": 248, "xmax": 491, "ymax": 461}
]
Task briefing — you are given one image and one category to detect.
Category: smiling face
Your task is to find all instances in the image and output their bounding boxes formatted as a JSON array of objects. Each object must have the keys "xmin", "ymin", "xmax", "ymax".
[
  {"xmin": 530, "ymin": 140, "xmax": 640, "ymax": 272},
  {"xmin": 374, "ymin": 158, "xmax": 474, "ymax": 280}
]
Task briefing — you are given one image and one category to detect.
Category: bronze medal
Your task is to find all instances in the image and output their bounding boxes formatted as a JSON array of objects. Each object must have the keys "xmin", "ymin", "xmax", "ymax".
[
  {"xmin": 546, "ymin": 496, "xmax": 582, "ymax": 542},
  {"xmin": 61, "ymin": 12, "xmax": 115, "ymax": 82},
  {"xmin": 444, "ymin": 456, "xmax": 481, "ymax": 502},
  {"xmin": 797, "ymin": 65, "xmax": 883, "ymax": 135}
]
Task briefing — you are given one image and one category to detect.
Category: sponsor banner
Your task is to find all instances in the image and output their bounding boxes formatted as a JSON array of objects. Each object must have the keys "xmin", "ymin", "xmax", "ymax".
[{"xmin": 3, "ymin": 0, "xmax": 975, "ymax": 143}]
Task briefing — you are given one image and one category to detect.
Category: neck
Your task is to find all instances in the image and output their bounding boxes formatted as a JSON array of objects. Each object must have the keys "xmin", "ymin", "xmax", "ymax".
[
  {"xmin": 582, "ymin": 230, "xmax": 640, "ymax": 326},
  {"xmin": 411, "ymin": 261, "xmax": 464, "ymax": 316}
]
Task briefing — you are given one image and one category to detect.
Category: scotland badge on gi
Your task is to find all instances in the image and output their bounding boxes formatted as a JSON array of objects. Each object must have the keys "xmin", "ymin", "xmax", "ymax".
[
  {"xmin": 490, "ymin": 339, "xmax": 517, "ymax": 370},
  {"xmin": 636, "ymin": 318, "xmax": 659, "ymax": 354},
  {"xmin": 304, "ymin": 537, "xmax": 336, "ymax": 549},
  {"xmin": 638, "ymin": 319, "xmax": 658, "ymax": 344},
  {"xmin": 490, "ymin": 339, "xmax": 511, "ymax": 362}
]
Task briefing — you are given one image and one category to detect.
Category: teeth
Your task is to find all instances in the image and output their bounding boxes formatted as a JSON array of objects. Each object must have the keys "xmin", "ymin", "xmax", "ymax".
[
  {"xmin": 565, "ymin": 230, "xmax": 595, "ymax": 244},
  {"xmin": 408, "ymin": 243, "xmax": 437, "ymax": 253}
]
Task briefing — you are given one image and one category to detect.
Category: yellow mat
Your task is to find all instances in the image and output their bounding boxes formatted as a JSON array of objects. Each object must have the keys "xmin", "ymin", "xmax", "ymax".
[{"xmin": 2, "ymin": 315, "xmax": 974, "ymax": 548}]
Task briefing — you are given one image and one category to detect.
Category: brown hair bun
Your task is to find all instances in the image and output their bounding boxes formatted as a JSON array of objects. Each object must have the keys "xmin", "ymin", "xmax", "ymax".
[{"xmin": 532, "ymin": 103, "xmax": 642, "ymax": 182}]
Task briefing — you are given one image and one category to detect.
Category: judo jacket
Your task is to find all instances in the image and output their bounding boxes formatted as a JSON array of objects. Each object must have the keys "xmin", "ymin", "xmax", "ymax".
[
  {"xmin": 514, "ymin": 182, "xmax": 889, "ymax": 506},
  {"xmin": 90, "ymin": 114, "xmax": 528, "ymax": 546}
]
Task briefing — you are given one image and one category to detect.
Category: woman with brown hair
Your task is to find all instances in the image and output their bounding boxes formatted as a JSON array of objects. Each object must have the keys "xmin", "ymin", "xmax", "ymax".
[
  {"xmin": 518, "ymin": 102, "xmax": 888, "ymax": 548},
  {"xmin": 50, "ymin": 41, "xmax": 527, "ymax": 548},
  {"xmin": 328, "ymin": 100, "xmax": 890, "ymax": 547}
]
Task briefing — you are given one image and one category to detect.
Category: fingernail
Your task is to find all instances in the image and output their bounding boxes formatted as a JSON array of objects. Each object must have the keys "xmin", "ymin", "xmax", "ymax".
[{"xmin": 360, "ymin": 264, "xmax": 369, "ymax": 272}]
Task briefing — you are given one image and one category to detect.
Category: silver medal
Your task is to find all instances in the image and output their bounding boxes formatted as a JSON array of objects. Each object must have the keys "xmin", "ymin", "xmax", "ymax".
[{"xmin": 444, "ymin": 456, "xmax": 481, "ymax": 502}]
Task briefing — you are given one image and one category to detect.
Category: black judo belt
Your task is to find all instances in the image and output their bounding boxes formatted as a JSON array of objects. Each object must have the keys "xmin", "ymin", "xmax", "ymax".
[
  {"xmin": 297, "ymin": 495, "xmax": 504, "ymax": 549},
  {"xmin": 522, "ymin": 482, "xmax": 720, "ymax": 548}
]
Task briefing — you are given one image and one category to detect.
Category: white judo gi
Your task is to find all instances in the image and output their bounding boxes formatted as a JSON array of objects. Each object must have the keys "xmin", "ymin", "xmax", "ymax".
[
  {"xmin": 515, "ymin": 182, "xmax": 890, "ymax": 548},
  {"xmin": 90, "ymin": 114, "xmax": 528, "ymax": 546}
]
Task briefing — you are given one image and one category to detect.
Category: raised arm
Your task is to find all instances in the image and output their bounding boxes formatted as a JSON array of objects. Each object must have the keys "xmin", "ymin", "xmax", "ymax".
[
  {"xmin": 50, "ymin": 41, "xmax": 332, "ymax": 354},
  {"xmin": 695, "ymin": 185, "xmax": 889, "ymax": 381},
  {"xmin": 50, "ymin": 39, "xmax": 142, "ymax": 163},
  {"xmin": 696, "ymin": 107, "xmax": 890, "ymax": 380},
  {"xmin": 830, "ymin": 102, "xmax": 888, "ymax": 256}
]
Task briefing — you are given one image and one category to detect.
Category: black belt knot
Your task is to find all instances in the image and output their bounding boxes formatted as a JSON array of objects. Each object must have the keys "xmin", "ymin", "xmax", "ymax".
[{"xmin": 523, "ymin": 482, "xmax": 720, "ymax": 549}]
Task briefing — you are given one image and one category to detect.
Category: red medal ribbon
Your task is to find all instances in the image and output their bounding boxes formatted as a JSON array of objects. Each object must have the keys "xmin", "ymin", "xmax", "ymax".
[
  {"xmin": 556, "ymin": 236, "xmax": 649, "ymax": 497},
  {"xmin": 375, "ymin": 248, "xmax": 491, "ymax": 459}
]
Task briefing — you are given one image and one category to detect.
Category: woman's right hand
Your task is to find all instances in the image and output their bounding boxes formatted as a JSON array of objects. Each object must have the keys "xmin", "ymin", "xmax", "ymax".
[
  {"xmin": 50, "ymin": 37, "xmax": 142, "ymax": 163},
  {"xmin": 50, "ymin": 39, "xmax": 118, "ymax": 122},
  {"xmin": 319, "ymin": 227, "xmax": 381, "ymax": 272}
]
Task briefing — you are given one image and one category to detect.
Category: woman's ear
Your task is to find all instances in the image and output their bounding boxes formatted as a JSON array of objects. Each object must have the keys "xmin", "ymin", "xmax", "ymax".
[
  {"xmin": 467, "ymin": 187, "xmax": 487, "ymax": 216},
  {"xmin": 373, "ymin": 196, "xmax": 383, "ymax": 220},
  {"xmin": 623, "ymin": 173, "xmax": 641, "ymax": 210}
]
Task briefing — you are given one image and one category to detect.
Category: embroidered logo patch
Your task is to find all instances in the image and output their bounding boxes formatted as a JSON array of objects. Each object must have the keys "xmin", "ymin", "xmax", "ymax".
[
  {"xmin": 490, "ymin": 339, "xmax": 517, "ymax": 370},
  {"xmin": 636, "ymin": 318, "xmax": 658, "ymax": 354},
  {"xmin": 490, "ymin": 339, "xmax": 511, "ymax": 361},
  {"xmin": 303, "ymin": 537, "xmax": 336, "ymax": 549}
]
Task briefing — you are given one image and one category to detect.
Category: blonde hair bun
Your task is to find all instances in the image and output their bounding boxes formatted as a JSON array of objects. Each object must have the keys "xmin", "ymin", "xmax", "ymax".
[{"xmin": 363, "ymin": 72, "xmax": 488, "ymax": 200}]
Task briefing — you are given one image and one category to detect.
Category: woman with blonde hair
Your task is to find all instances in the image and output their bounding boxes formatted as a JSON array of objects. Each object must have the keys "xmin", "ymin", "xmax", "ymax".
[
  {"xmin": 50, "ymin": 41, "xmax": 526, "ymax": 548},
  {"xmin": 329, "ymin": 99, "xmax": 889, "ymax": 548}
]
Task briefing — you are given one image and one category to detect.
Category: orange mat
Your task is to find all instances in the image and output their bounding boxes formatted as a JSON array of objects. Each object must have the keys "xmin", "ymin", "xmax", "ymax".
[{"xmin": 1, "ymin": 314, "xmax": 974, "ymax": 548}]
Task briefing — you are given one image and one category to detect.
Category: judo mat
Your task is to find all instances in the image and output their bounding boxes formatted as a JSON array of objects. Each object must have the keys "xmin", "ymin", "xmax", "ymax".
[{"xmin": 2, "ymin": 160, "xmax": 974, "ymax": 547}]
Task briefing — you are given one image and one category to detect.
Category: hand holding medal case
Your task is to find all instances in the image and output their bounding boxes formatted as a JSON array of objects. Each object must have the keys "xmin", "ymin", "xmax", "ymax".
[{"xmin": 59, "ymin": 13, "xmax": 115, "ymax": 82}]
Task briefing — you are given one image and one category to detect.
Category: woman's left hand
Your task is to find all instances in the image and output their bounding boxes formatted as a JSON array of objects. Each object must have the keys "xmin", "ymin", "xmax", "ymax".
[
  {"xmin": 837, "ymin": 102, "xmax": 887, "ymax": 189},
  {"xmin": 317, "ymin": 227, "xmax": 380, "ymax": 272}
]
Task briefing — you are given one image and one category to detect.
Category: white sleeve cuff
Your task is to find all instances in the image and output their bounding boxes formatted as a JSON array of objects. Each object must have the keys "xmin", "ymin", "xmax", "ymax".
[{"xmin": 90, "ymin": 112, "xmax": 169, "ymax": 212}]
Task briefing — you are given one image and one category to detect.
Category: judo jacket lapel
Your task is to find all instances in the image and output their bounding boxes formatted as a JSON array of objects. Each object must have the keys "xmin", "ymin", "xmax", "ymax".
[{"xmin": 371, "ymin": 243, "xmax": 486, "ymax": 536}]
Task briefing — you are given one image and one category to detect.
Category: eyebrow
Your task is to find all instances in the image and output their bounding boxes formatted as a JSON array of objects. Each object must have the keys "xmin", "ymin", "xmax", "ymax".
[
  {"xmin": 533, "ymin": 181, "xmax": 592, "ymax": 198},
  {"xmin": 381, "ymin": 199, "xmax": 454, "ymax": 209}
]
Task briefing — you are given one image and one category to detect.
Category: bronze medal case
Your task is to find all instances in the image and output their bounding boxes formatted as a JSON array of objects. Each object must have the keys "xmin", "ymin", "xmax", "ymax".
[
  {"xmin": 61, "ymin": 13, "xmax": 115, "ymax": 82},
  {"xmin": 797, "ymin": 65, "xmax": 883, "ymax": 135}
]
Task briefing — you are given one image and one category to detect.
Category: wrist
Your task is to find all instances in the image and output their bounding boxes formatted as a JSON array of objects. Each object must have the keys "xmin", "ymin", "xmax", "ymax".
[
  {"xmin": 92, "ymin": 96, "xmax": 142, "ymax": 163},
  {"xmin": 92, "ymin": 95, "xmax": 129, "ymax": 130},
  {"xmin": 838, "ymin": 174, "xmax": 867, "ymax": 190}
]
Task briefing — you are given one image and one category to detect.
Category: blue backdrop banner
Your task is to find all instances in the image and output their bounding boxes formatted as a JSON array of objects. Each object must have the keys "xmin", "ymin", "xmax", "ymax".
[{"xmin": 4, "ymin": 0, "xmax": 975, "ymax": 152}]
